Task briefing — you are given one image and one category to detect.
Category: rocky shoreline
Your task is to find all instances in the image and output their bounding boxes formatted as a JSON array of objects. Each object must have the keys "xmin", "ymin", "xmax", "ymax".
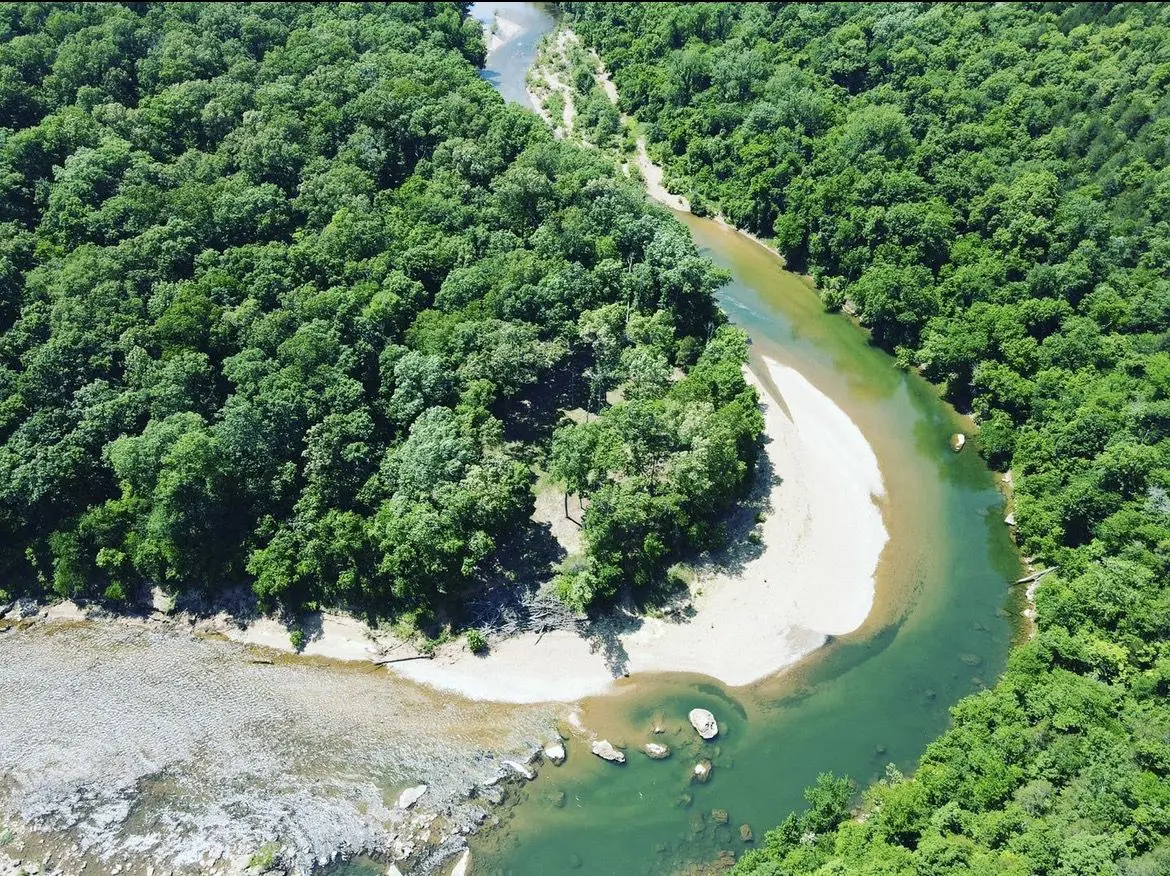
[{"xmin": 0, "ymin": 603, "xmax": 563, "ymax": 876}]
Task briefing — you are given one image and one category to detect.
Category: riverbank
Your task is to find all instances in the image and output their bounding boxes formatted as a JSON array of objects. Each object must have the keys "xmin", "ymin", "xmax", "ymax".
[{"xmin": 0, "ymin": 612, "xmax": 558, "ymax": 876}]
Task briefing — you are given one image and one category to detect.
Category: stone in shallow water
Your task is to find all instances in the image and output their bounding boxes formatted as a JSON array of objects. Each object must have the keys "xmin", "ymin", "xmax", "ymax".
[
  {"xmin": 448, "ymin": 849, "xmax": 471, "ymax": 876},
  {"xmin": 544, "ymin": 741, "xmax": 566, "ymax": 765},
  {"xmin": 643, "ymin": 742, "xmax": 671, "ymax": 759},
  {"xmin": 688, "ymin": 708, "xmax": 719, "ymax": 740},
  {"xmin": 591, "ymin": 739, "xmax": 626, "ymax": 763},
  {"xmin": 740, "ymin": 823, "xmax": 754, "ymax": 842},
  {"xmin": 692, "ymin": 760, "xmax": 713, "ymax": 783},
  {"xmin": 503, "ymin": 759, "xmax": 534, "ymax": 780},
  {"xmin": 711, "ymin": 808, "xmax": 729, "ymax": 824}
]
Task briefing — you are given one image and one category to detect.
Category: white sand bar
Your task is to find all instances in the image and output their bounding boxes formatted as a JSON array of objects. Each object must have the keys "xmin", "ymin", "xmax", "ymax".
[{"xmin": 391, "ymin": 357, "xmax": 887, "ymax": 701}]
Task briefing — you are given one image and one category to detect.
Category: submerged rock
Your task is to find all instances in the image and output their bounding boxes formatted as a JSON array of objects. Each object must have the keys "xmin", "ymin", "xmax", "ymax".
[
  {"xmin": 740, "ymin": 823, "xmax": 754, "ymax": 842},
  {"xmin": 692, "ymin": 760, "xmax": 713, "ymax": 783},
  {"xmin": 688, "ymin": 708, "xmax": 719, "ymax": 740},
  {"xmin": 397, "ymin": 784, "xmax": 428, "ymax": 809},
  {"xmin": 543, "ymin": 741, "xmax": 566, "ymax": 765},
  {"xmin": 642, "ymin": 742, "xmax": 671, "ymax": 760},
  {"xmin": 711, "ymin": 808, "xmax": 729, "ymax": 824},
  {"xmin": 591, "ymin": 740, "xmax": 626, "ymax": 763}
]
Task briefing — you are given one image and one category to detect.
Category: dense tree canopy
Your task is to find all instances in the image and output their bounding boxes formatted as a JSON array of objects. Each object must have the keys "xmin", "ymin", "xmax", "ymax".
[
  {"xmin": 0, "ymin": 2, "xmax": 761, "ymax": 626},
  {"xmin": 565, "ymin": 3, "xmax": 1170, "ymax": 874}
]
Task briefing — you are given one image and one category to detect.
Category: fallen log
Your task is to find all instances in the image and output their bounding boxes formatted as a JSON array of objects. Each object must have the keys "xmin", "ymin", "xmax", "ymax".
[
  {"xmin": 1016, "ymin": 567, "xmax": 1056, "ymax": 585},
  {"xmin": 373, "ymin": 654, "xmax": 434, "ymax": 666}
]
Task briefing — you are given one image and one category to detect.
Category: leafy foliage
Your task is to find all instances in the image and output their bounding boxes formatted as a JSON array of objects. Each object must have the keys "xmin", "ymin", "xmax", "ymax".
[
  {"xmin": 564, "ymin": 3, "xmax": 1170, "ymax": 874},
  {"xmin": 0, "ymin": 2, "xmax": 759, "ymax": 622}
]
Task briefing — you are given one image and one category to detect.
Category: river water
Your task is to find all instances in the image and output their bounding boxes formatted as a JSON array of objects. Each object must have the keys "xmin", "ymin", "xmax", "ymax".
[{"xmin": 467, "ymin": 4, "xmax": 1021, "ymax": 875}]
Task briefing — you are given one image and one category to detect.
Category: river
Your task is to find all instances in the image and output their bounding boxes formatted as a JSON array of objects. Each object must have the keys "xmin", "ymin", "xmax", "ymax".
[{"xmin": 466, "ymin": 4, "xmax": 1021, "ymax": 875}]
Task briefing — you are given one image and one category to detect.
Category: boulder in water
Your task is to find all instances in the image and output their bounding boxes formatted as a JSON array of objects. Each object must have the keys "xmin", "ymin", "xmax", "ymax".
[
  {"xmin": 692, "ymin": 760, "xmax": 713, "ymax": 783},
  {"xmin": 544, "ymin": 741, "xmax": 566, "ymax": 765},
  {"xmin": 740, "ymin": 824, "xmax": 754, "ymax": 842},
  {"xmin": 642, "ymin": 742, "xmax": 671, "ymax": 759},
  {"xmin": 591, "ymin": 739, "xmax": 626, "ymax": 763},
  {"xmin": 951, "ymin": 433, "xmax": 966, "ymax": 452},
  {"xmin": 1004, "ymin": 512, "xmax": 1016, "ymax": 526},
  {"xmin": 396, "ymin": 784, "xmax": 427, "ymax": 809},
  {"xmin": 689, "ymin": 708, "xmax": 719, "ymax": 739},
  {"xmin": 712, "ymin": 808, "xmax": 729, "ymax": 824}
]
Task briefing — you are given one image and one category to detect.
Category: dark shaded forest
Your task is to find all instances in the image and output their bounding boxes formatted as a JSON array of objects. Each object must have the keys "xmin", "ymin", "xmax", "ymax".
[
  {"xmin": 564, "ymin": 2, "xmax": 1170, "ymax": 873},
  {"xmin": 0, "ymin": 2, "xmax": 762, "ymax": 631}
]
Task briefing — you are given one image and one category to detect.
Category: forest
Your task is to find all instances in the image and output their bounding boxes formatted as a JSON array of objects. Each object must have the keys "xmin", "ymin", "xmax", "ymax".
[
  {"xmin": 0, "ymin": 1, "xmax": 762, "ymax": 631},
  {"xmin": 563, "ymin": 2, "xmax": 1170, "ymax": 874}
]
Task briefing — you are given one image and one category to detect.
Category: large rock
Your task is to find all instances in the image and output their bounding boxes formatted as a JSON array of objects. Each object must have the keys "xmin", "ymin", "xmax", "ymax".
[
  {"xmin": 503, "ymin": 759, "xmax": 535, "ymax": 780},
  {"xmin": 544, "ymin": 741, "xmax": 566, "ymax": 765},
  {"xmin": 449, "ymin": 849, "xmax": 471, "ymax": 876},
  {"xmin": 396, "ymin": 784, "xmax": 427, "ymax": 809},
  {"xmin": 591, "ymin": 740, "xmax": 626, "ymax": 763},
  {"xmin": 642, "ymin": 742, "xmax": 671, "ymax": 760},
  {"xmin": 689, "ymin": 708, "xmax": 719, "ymax": 740},
  {"xmin": 951, "ymin": 433, "xmax": 966, "ymax": 452},
  {"xmin": 692, "ymin": 760, "xmax": 713, "ymax": 783}
]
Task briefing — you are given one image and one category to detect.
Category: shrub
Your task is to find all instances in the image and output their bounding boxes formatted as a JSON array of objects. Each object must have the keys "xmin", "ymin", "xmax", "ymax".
[{"xmin": 466, "ymin": 628, "xmax": 488, "ymax": 654}]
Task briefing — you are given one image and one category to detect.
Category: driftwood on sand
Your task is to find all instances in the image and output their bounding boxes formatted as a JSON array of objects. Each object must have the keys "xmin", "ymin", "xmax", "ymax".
[
  {"xmin": 468, "ymin": 588, "xmax": 585, "ymax": 639},
  {"xmin": 373, "ymin": 654, "xmax": 435, "ymax": 666}
]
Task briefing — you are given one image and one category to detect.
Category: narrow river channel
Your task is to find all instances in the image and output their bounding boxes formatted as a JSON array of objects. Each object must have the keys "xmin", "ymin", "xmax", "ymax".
[{"xmin": 466, "ymin": 4, "xmax": 1022, "ymax": 875}]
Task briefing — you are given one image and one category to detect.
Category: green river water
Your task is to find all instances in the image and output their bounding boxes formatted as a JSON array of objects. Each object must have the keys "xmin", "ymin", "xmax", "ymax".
[{"xmin": 462, "ymin": 5, "xmax": 1022, "ymax": 874}]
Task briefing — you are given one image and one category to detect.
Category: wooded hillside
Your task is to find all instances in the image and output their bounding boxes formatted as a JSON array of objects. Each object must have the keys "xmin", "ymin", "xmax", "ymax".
[{"xmin": 0, "ymin": 2, "xmax": 761, "ymax": 628}]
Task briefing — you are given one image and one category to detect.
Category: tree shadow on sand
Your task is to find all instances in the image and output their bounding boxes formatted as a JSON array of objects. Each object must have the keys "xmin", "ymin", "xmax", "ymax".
[
  {"xmin": 570, "ymin": 431, "xmax": 783, "ymax": 680},
  {"xmin": 695, "ymin": 432, "xmax": 781, "ymax": 579}
]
